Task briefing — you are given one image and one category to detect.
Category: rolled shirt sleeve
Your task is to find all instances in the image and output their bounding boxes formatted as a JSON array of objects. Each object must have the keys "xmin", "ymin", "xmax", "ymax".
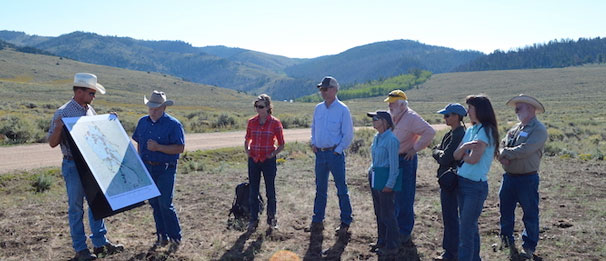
[
  {"xmin": 411, "ymin": 115, "xmax": 436, "ymax": 152},
  {"xmin": 335, "ymin": 106, "xmax": 354, "ymax": 154}
]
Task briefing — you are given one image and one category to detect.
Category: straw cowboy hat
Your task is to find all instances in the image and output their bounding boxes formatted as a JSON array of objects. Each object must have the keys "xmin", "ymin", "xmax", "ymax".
[
  {"xmin": 74, "ymin": 73, "xmax": 106, "ymax": 94},
  {"xmin": 506, "ymin": 94, "xmax": 545, "ymax": 113},
  {"xmin": 144, "ymin": 90, "xmax": 174, "ymax": 108}
]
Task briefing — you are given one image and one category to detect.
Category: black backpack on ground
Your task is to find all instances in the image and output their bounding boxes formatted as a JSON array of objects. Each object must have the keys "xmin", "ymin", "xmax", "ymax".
[{"xmin": 228, "ymin": 182, "xmax": 264, "ymax": 220}]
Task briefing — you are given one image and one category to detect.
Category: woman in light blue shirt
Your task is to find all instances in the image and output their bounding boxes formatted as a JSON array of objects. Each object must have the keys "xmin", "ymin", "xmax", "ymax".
[
  {"xmin": 367, "ymin": 110, "xmax": 401, "ymax": 257},
  {"xmin": 453, "ymin": 95, "xmax": 500, "ymax": 261}
]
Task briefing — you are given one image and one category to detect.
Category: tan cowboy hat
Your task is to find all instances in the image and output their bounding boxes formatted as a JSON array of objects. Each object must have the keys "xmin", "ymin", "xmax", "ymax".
[
  {"xmin": 506, "ymin": 94, "xmax": 545, "ymax": 113},
  {"xmin": 144, "ymin": 90, "xmax": 174, "ymax": 108},
  {"xmin": 74, "ymin": 73, "xmax": 106, "ymax": 94}
]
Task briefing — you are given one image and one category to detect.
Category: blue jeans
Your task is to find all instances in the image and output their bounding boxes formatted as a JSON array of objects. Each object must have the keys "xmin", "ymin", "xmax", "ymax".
[
  {"xmin": 312, "ymin": 151, "xmax": 353, "ymax": 224},
  {"xmin": 395, "ymin": 154, "xmax": 417, "ymax": 237},
  {"xmin": 441, "ymin": 184, "xmax": 459, "ymax": 259},
  {"xmin": 369, "ymin": 171, "xmax": 400, "ymax": 250},
  {"xmin": 61, "ymin": 159, "xmax": 108, "ymax": 252},
  {"xmin": 146, "ymin": 164, "xmax": 181, "ymax": 241},
  {"xmin": 499, "ymin": 173, "xmax": 540, "ymax": 252},
  {"xmin": 457, "ymin": 176, "xmax": 488, "ymax": 261},
  {"xmin": 248, "ymin": 156, "xmax": 277, "ymax": 222}
]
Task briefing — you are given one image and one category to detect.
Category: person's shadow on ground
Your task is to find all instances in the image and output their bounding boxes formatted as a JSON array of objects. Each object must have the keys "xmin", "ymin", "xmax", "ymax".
[
  {"xmin": 127, "ymin": 241, "xmax": 180, "ymax": 261},
  {"xmin": 322, "ymin": 231, "xmax": 351, "ymax": 260},
  {"xmin": 373, "ymin": 238, "xmax": 420, "ymax": 261},
  {"xmin": 303, "ymin": 228, "xmax": 324, "ymax": 260},
  {"xmin": 219, "ymin": 229, "xmax": 265, "ymax": 260}
]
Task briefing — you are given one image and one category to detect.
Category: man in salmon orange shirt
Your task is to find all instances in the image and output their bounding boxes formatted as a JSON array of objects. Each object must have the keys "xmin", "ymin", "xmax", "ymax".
[{"xmin": 385, "ymin": 90, "xmax": 435, "ymax": 245}]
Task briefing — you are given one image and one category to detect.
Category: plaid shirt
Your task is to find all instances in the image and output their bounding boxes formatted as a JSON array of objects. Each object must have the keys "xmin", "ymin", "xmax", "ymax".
[
  {"xmin": 245, "ymin": 115, "xmax": 285, "ymax": 163},
  {"xmin": 48, "ymin": 99, "xmax": 96, "ymax": 157}
]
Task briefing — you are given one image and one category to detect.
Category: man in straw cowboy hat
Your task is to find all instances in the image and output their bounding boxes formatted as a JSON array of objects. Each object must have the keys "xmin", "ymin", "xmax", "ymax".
[
  {"xmin": 132, "ymin": 90, "xmax": 185, "ymax": 251},
  {"xmin": 497, "ymin": 94, "xmax": 547, "ymax": 260},
  {"xmin": 48, "ymin": 73, "xmax": 124, "ymax": 261}
]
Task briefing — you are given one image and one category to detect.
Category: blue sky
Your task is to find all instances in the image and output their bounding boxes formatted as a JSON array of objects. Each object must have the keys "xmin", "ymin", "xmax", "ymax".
[{"xmin": 1, "ymin": 0, "xmax": 604, "ymax": 58}]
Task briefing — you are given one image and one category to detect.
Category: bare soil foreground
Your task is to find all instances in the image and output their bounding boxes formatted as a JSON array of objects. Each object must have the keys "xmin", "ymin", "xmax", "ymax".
[
  {"xmin": 2, "ymin": 126, "xmax": 605, "ymax": 261},
  {"xmin": 0, "ymin": 125, "xmax": 447, "ymax": 175}
]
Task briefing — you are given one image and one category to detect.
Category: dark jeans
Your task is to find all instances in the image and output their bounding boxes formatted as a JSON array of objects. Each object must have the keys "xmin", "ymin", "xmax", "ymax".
[
  {"xmin": 499, "ymin": 173, "xmax": 540, "ymax": 252},
  {"xmin": 441, "ymin": 184, "xmax": 459, "ymax": 259},
  {"xmin": 312, "ymin": 151, "xmax": 353, "ymax": 224},
  {"xmin": 457, "ymin": 176, "xmax": 488, "ymax": 261},
  {"xmin": 369, "ymin": 171, "xmax": 400, "ymax": 250},
  {"xmin": 146, "ymin": 163, "xmax": 182, "ymax": 241},
  {"xmin": 248, "ymin": 156, "xmax": 277, "ymax": 222},
  {"xmin": 395, "ymin": 154, "xmax": 417, "ymax": 237}
]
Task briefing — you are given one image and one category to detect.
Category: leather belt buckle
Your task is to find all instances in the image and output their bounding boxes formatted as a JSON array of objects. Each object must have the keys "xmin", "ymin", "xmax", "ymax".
[{"xmin": 319, "ymin": 146, "xmax": 336, "ymax": 151}]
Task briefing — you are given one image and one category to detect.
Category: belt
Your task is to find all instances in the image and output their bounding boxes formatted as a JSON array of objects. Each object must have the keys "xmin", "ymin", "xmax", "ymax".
[
  {"xmin": 318, "ymin": 146, "xmax": 336, "ymax": 151},
  {"xmin": 506, "ymin": 171, "xmax": 537, "ymax": 176},
  {"xmin": 144, "ymin": 160, "xmax": 177, "ymax": 167},
  {"xmin": 63, "ymin": 155, "xmax": 74, "ymax": 161}
]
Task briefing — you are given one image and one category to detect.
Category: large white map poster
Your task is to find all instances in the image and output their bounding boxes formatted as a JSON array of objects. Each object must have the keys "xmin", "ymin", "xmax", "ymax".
[{"xmin": 63, "ymin": 114, "xmax": 160, "ymax": 210}]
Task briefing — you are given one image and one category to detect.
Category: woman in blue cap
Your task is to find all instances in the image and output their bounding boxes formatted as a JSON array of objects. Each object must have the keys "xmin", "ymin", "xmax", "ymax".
[{"xmin": 432, "ymin": 103, "xmax": 467, "ymax": 260}]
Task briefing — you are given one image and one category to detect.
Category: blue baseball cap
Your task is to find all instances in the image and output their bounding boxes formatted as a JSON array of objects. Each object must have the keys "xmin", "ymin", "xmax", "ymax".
[{"xmin": 437, "ymin": 103, "xmax": 467, "ymax": 117}]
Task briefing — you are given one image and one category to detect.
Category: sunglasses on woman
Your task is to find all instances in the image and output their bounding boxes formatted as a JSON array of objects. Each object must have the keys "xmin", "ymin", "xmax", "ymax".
[{"xmin": 254, "ymin": 105, "xmax": 265, "ymax": 109}]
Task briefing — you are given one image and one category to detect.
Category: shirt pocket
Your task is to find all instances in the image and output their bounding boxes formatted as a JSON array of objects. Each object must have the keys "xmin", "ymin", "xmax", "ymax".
[
  {"xmin": 514, "ymin": 133, "xmax": 529, "ymax": 145},
  {"xmin": 327, "ymin": 119, "xmax": 341, "ymax": 135}
]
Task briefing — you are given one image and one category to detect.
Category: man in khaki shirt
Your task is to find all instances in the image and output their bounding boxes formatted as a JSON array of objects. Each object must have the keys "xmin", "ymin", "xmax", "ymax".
[{"xmin": 497, "ymin": 94, "xmax": 547, "ymax": 260}]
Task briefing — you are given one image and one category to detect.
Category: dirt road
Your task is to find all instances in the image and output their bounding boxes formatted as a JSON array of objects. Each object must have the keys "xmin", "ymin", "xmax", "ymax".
[{"xmin": 0, "ymin": 125, "xmax": 446, "ymax": 174}]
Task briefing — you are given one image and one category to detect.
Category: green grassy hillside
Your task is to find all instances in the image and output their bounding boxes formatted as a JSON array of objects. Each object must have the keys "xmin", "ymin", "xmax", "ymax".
[
  {"xmin": 0, "ymin": 49, "xmax": 315, "ymax": 144},
  {"xmin": 3, "ymin": 45, "xmax": 606, "ymax": 159},
  {"xmin": 345, "ymin": 65, "xmax": 606, "ymax": 159}
]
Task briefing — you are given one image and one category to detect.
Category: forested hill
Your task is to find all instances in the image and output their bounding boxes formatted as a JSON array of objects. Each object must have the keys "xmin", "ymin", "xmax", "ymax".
[
  {"xmin": 454, "ymin": 37, "xmax": 606, "ymax": 72},
  {"xmin": 0, "ymin": 39, "xmax": 53, "ymax": 55},
  {"xmin": 0, "ymin": 30, "xmax": 482, "ymax": 100},
  {"xmin": 297, "ymin": 70, "xmax": 432, "ymax": 103},
  {"xmin": 285, "ymin": 40, "xmax": 482, "ymax": 85}
]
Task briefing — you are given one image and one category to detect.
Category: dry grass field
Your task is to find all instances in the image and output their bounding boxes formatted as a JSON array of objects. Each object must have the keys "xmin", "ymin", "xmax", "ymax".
[
  {"xmin": 1, "ymin": 135, "xmax": 605, "ymax": 260},
  {"xmin": 3, "ymin": 48, "xmax": 606, "ymax": 161},
  {"xmin": 2, "ymin": 49, "xmax": 606, "ymax": 260}
]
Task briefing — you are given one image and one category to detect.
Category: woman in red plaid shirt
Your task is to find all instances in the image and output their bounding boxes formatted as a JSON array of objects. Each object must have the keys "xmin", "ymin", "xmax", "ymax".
[{"xmin": 244, "ymin": 94, "xmax": 285, "ymax": 231}]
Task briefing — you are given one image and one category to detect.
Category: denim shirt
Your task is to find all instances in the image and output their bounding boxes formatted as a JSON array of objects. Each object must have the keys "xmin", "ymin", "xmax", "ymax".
[
  {"xmin": 370, "ymin": 129, "xmax": 400, "ymax": 189},
  {"xmin": 132, "ymin": 112, "xmax": 185, "ymax": 164}
]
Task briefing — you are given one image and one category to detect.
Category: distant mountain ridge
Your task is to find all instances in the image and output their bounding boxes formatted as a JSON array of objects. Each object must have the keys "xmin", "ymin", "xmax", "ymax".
[
  {"xmin": 0, "ymin": 30, "xmax": 483, "ymax": 99},
  {"xmin": 285, "ymin": 40, "xmax": 483, "ymax": 84},
  {"xmin": 454, "ymin": 37, "xmax": 606, "ymax": 72}
]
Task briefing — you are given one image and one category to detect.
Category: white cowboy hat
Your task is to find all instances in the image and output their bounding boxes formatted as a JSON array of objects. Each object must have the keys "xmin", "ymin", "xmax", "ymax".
[
  {"xmin": 506, "ymin": 94, "xmax": 545, "ymax": 113},
  {"xmin": 144, "ymin": 90, "xmax": 174, "ymax": 108},
  {"xmin": 74, "ymin": 73, "xmax": 106, "ymax": 94}
]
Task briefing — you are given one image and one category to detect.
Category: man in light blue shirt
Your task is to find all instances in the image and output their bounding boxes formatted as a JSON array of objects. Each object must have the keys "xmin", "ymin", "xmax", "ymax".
[{"xmin": 309, "ymin": 76, "xmax": 354, "ymax": 236}]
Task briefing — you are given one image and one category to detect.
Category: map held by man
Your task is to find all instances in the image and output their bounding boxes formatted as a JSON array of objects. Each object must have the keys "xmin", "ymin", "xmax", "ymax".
[{"xmin": 63, "ymin": 114, "xmax": 160, "ymax": 210}]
